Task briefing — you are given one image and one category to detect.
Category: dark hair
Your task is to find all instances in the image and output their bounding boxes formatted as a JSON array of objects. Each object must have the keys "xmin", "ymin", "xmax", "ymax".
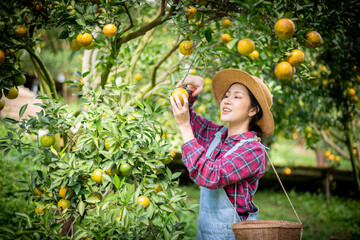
[
  {"xmin": 225, "ymin": 83, "xmax": 264, "ymax": 142},
  {"xmin": 246, "ymin": 87, "xmax": 264, "ymax": 142}
]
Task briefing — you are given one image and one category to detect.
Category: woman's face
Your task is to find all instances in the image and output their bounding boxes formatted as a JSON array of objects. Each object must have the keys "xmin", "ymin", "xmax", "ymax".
[{"xmin": 220, "ymin": 83, "xmax": 257, "ymax": 124}]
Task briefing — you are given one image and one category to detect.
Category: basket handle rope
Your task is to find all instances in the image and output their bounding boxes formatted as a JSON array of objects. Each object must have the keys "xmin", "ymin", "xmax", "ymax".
[{"xmin": 233, "ymin": 150, "xmax": 303, "ymax": 226}]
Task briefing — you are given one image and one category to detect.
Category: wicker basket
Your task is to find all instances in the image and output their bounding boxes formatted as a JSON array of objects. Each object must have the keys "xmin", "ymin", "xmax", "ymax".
[{"xmin": 231, "ymin": 220, "xmax": 303, "ymax": 240}]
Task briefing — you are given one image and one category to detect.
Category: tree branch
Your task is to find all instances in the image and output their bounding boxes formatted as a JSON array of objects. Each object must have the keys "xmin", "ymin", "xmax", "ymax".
[
  {"xmin": 116, "ymin": 0, "xmax": 179, "ymax": 47},
  {"xmin": 150, "ymin": 36, "xmax": 180, "ymax": 87}
]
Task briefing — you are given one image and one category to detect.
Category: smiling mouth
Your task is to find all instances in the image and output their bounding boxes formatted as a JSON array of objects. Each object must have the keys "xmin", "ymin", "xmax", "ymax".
[{"xmin": 222, "ymin": 107, "xmax": 231, "ymax": 114}]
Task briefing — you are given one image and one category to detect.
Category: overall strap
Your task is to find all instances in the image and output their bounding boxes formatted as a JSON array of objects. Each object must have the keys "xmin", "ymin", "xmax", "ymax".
[
  {"xmin": 205, "ymin": 127, "xmax": 227, "ymax": 159},
  {"xmin": 231, "ymin": 137, "xmax": 270, "ymax": 223}
]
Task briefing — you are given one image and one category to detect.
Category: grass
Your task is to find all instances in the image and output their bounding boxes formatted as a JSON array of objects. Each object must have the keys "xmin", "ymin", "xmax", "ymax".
[{"xmin": 180, "ymin": 185, "xmax": 360, "ymax": 240}]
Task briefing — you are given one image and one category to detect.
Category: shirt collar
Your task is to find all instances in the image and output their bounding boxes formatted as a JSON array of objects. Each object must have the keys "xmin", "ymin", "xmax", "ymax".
[{"xmin": 224, "ymin": 130, "xmax": 257, "ymax": 142}]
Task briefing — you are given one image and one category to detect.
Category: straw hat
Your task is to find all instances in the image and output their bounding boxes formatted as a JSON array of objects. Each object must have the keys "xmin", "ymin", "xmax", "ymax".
[{"xmin": 211, "ymin": 68, "xmax": 274, "ymax": 135}]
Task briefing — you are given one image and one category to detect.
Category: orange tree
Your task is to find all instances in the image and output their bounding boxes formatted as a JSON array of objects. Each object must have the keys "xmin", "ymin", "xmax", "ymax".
[{"xmin": 1, "ymin": 81, "xmax": 190, "ymax": 239}]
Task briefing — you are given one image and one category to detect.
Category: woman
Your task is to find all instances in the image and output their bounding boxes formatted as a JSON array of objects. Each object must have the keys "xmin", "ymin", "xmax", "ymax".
[{"xmin": 170, "ymin": 69, "xmax": 274, "ymax": 239}]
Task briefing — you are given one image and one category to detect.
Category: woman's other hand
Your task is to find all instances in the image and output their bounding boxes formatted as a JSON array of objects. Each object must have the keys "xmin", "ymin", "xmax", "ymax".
[{"xmin": 176, "ymin": 75, "xmax": 204, "ymax": 97}]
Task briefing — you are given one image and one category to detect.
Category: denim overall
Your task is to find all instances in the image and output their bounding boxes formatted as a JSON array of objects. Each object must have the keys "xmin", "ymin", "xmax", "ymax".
[{"xmin": 197, "ymin": 128, "xmax": 264, "ymax": 240}]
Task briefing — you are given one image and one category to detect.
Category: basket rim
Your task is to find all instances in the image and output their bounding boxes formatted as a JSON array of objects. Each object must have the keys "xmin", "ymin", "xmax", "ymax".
[{"xmin": 231, "ymin": 220, "xmax": 303, "ymax": 230}]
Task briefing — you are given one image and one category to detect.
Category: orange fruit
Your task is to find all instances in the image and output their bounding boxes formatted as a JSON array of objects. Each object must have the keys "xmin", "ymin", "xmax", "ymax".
[
  {"xmin": 185, "ymin": 6, "xmax": 197, "ymax": 19},
  {"xmin": 89, "ymin": 192, "xmax": 103, "ymax": 203},
  {"xmin": 348, "ymin": 88, "xmax": 356, "ymax": 96},
  {"xmin": 91, "ymin": 169, "xmax": 103, "ymax": 184},
  {"xmin": 190, "ymin": 68, "xmax": 197, "ymax": 75},
  {"xmin": 76, "ymin": 33, "xmax": 93, "ymax": 47},
  {"xmin": 222, "ymin": 18, "xmax": 232, "ymax": 28},
  {"xmin": 59, "ymin": 187, "xmax": 74, "ymax": 199},
  {"xmin": 322, "ymin": 79, "xmax": 329, "ymax": 87},
  {"xmin": 15, "ymin": 25, "xmax": 28, "ymax": 38},
  {"xmin": 284, "ymin": 168, "xmax": 291, "ymax": 175},
  {"xmin": 34, "ymin": 188, "xmax": 43, "ymax": 196},
  {"xmin": 153, "ymin": 183, "xmax": 163, "ymax": 193},
  {"xmin": 221, "ymin": 33, "xmax": 231, "ymax": 43},
  {"xmin": 328, "ymin": 154, "xmax": 335, "ymax": 161},
  {"xmin": 134, "ymin": 73, "xmax": 142, "ymax": 81},
  {"xmin": 0, "ymin": 100, "xmax": 4, "ymax": 111},
  {"xmin": 83, "ymin": 40, "xmax": 94, "ymax": 50},
  {"xmin": 41, "ymin": 134, "xmax": 55, "ymax": 147},
  {"xmin": 274, "ymin": 18, "xmax": 295, "ymax": 40},
  {"xmin": 103, "ymin": 24, "xmax": 117, "ymax": 37},
  {"xmin": 350, "ymin": 95, "xmax": 359, "ymax": 103},
  {"xmin": 155, "ymin": 160, "xmax": 163, "ymax": 173},
  {"xmin": 171, "ymin": 88, "xmax": 189, "ymax": 105},
  {"xmin": 304, "ymin": 31, "xmax": 322, "ymax": 48},
  {"xmin": 0, "ymin": 49, "xmax": 5, "ymax": 65},
  {"xmin": 249, "ymin": 50, "xmax": 259, "ymax": 60},
  {"xmin": 179, "ymin": 40, "xmax": 193, "ymax": 55},
  {"xmin": 324, "ymin": 150, "xmax": 331, "ymax": 157},
  {"xmin": 105, "ymin": 166, "xmax": 119, "ymax": 176},
  {"xmin": 170, "ymin": 150, "xmax": 176, "ymax": 158},
  {"xmin": 286, "ymin": 49, "xmax": 305, "ymax": 66},
  {"xmin": 5, "ymin": 87, "xmax": 19, "ymax": 99},
  {"xmin": 66, "ymin": 5, "xmax": 76, "ymax": 15},
  {"xmin": 35, "ymin": 206, "xmax": 44, "ymax": 214},
  {"xmin": 274, "ymin": 61, "xmax": 293, "ymax": 80},
  {"xmin": 70, "ymin": 39, "xmax": 81, "ymax": 51},
  {"xmin": 320, "ymin": 66, "xmax": 327, "ymax": 72},
  {"xmin": 136, "ymin": 196, "xmax": 150, "ymax": 208},
  {"xmin": 104, "ymin": 138, "xmax": 110, "ymax": 149},
  {"xmin": 13, "ymin": 72, "xmax": 26, "ymax": 86},
  {"xmin": 57, "ymin": 199, "xmax": 70, "ymax": 210},
  {"xmin": 120, "ymin": 163, "xmax": 131, "ymax": 176},
  {"xmin": 335, "ymin": 156, "xmax": 341, "ymax": 162},
  {"xmin": 237, "ymin": 38, "xmax": 255, "ymax": 55}
]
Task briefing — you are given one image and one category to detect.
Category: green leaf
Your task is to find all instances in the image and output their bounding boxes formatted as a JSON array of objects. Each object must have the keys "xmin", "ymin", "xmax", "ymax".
[
  {"xmin": 114, "ymin": 174, "xmax": 121, "ymax": 188},
  {"xmin": 171, "ymin": 172, "xmax": 182, "ymax": 180},
  {"xmin": 205, "ymin": 28, "xmax": 212, "ymax": 43},
  {"xmin": 78, "ymin": 201, "xmax": 85, "ymax": 216},
  {"xmin": 59, "ymin": 30, "xmax": 69, "ymax": 39},
  {"xmin": 75, "ymin": 18, "xmax": 86, "ymax": 26},
  {"xmin": 19, "ymin": 104, "xmax": 28, "ymax": 118},
  {"xmin": 160, "ymin": 205, "xmax": 174, "ymax": 213}
]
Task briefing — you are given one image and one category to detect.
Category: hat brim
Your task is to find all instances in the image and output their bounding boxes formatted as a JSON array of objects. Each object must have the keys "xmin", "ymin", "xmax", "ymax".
[{"xmin": 211, "ymin": 69, "xmax": 274, "ymax": 135}]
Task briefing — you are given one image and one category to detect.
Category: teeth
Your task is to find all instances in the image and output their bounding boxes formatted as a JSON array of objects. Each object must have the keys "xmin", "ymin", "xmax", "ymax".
[{"xmin": 223, "ymin": 108, "xmax": 231, "ymax": 112}]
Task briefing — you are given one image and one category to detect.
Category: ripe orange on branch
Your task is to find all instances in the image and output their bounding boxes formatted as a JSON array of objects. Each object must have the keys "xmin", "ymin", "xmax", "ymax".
[
  {"xmin": 0, "ymin": 100, "xmax": 4, "ymax": 111},
  {"xmin": 249, "ymin": 50, "xmax": 259, "ymax": 60},
  {"xmin": 222, "ymin": 18, "xmax": 232, "ymax": 28},
  {"xmin": 103, "ymin": 24, "xmax": 117, "ymax": 37},
  {"xmin": 134, "ymin": 73, "xmax": 142, "ymax": 81},
  {"xmin": 286, "ymin": 49, "xmax": 305, "ymax": 66},
  {"xmin": 221, "ymin": 33, "xmax": 231, "ymax": 43},
  {"xmin": 137, "ymin": 196, "xmax": 150, "ymax": 208},
  {"xmin": 185, "ymin": 6, "xmax": 197, "ymax": 19},
  {"xmin": 0, "ymin": 49, "xmax": 5, "ymax": 65},
  {"xmin": 59, "ymin": 187, "xmax": 74, "ymax": 199},
  {"xmin": 304, "ymin": 31, "xmax": 322, "ymax": 48},
  {"xmin": 91, "ymin": 169, "xmax": 103, "ymax": 184},
  {"xmin": 76, "ymin": 33, "xmax": 93, "ymax": 47},
  {"xmin": 274, "ymin": 61, "xmax": 293, "ymax": 80},
  {"xmin": 179, "ymin": 40, "xmax": 193, "ymax": 55},
  {"xmin": 70, "ymin": 39, "xmax": 81, "ymax": 51},
  {"xmin": 237, "ymin": 38, "xmax": 255, "ymax": 55},
  {"xmin": 171, "ymin": 88, "xmax": 189, "ymax": 105},
  {"xmin": 15, "ymin": 25, "xmax": 28, "ymax": 38},
  {"xmin": 57, "ymin": 199, "xmax": 70, "ymax": 210},
  {"xmin": 274, "ymin": 18, "xmax": 295, "ymax": 40}
]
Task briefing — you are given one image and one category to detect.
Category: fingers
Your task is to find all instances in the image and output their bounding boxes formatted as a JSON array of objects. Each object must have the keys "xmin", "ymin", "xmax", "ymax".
[
  {"xmin": 192, "ymin": 86, "xmax": 203, "ymax": 97},
  {"xmin": 183, "ymin": 94, "xmax": 189, "ymax": 109}
]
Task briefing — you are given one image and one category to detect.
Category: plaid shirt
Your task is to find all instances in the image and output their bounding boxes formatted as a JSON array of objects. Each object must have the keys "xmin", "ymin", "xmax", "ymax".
[{"xmin": 181, "ymin": 94, "xmax": 266, "ymax": 216}]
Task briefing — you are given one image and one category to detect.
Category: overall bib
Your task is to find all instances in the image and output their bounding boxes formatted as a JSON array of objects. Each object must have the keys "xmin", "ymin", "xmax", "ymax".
[{"xmin": 197, "ymin": 128, "xmax": 262, "ymax": 240}]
